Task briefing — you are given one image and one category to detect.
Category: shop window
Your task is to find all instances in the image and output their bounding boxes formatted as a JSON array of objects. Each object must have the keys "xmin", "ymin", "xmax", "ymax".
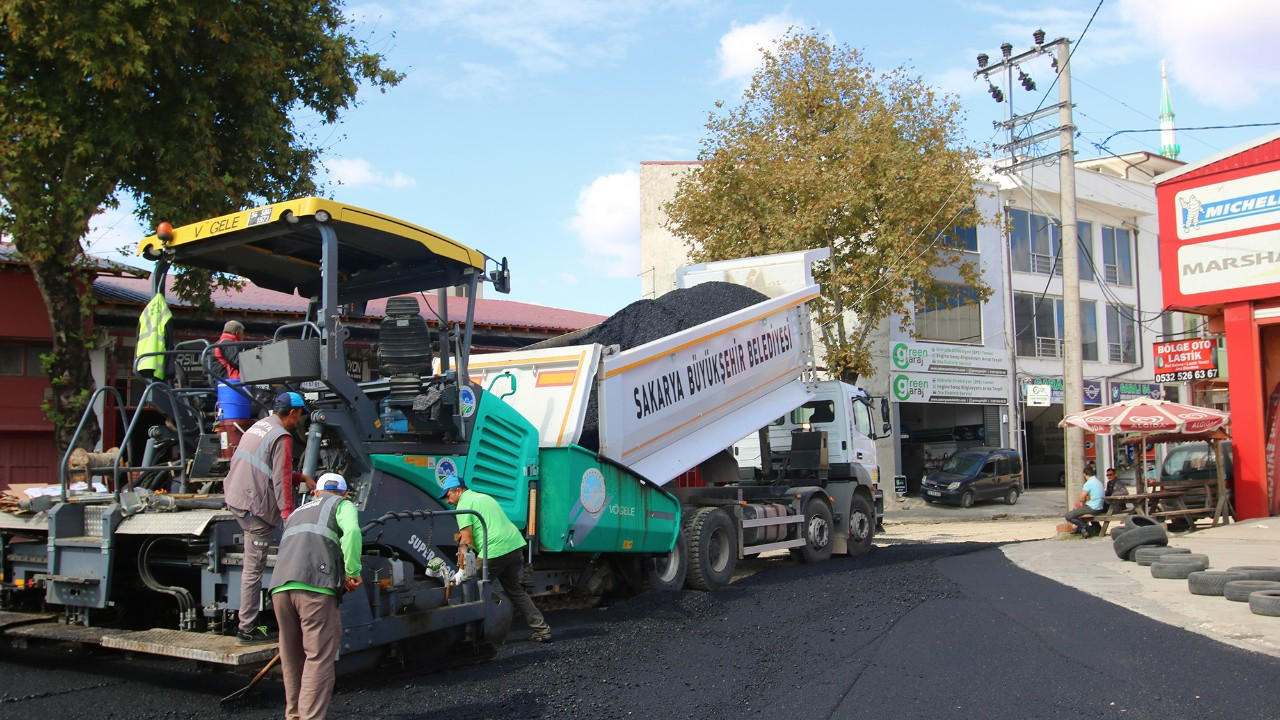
[
  {"xmin": 913, "ymin": 283, "xmax": 982, "ymax": 344},
  {"xmin": 1106, "ymin": 304, "xmax": 1138, "ymax": 364}
]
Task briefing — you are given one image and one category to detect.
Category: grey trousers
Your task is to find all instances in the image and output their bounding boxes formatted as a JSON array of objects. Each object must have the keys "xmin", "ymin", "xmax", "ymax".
[
  {"xmin": 273, "ymin": 589, "xmax": 341, "ymax": 720},
  {"xmin": 235, "ymin": 513, "xmax": 274, "ymax": 634},
  {"xmin": 489, "ymin": 548, "xmax": 549, "ymax": 632},
  {"xmin": 1065, "ymin": 505, "xmax": 1101, "ymax": 530}
]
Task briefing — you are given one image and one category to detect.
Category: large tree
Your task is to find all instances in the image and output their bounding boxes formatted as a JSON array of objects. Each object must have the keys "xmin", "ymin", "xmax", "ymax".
[
  {"xmin": 665, "ymin": 29, "xmax": 989, "ymax": 382},
  {"xmin": 0, "ymin": 1, "xmax": 401, "ymax": 451}
]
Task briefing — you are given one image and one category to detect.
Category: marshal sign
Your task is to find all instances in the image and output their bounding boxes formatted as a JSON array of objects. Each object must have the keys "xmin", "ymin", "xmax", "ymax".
[{"xmin": 1153, "ymin": 338, "xmax": 1219, "ymax": 383}]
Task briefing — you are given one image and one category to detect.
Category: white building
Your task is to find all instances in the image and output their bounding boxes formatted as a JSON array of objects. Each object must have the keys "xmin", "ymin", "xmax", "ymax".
[{"xmin": 640, "ymin": 154, "xmax": 1189, "ymax": 491}]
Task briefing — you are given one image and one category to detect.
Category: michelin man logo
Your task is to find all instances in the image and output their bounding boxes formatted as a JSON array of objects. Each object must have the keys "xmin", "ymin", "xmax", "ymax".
[{"xmin": 1179, "ymin": 194, "xmax": 1203, "ymax": 234}]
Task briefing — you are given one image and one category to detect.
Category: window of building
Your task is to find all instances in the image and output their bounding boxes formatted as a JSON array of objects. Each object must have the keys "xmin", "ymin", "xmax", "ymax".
[
  {"xmin": 1106, "ymin": 304, "xmax": 1138, "ymax": 364},
  {"xmin": 1077, "ymin": 220, "xmax": 1094, "ymax": 282},
  {"xmin": 1009, "ymin": 208, "xmax": 1063, "ymax": 275},
  {"xmin": 914, "ymin": 283, "xmax": 982, "ymax": 343},
  {"xmin": 941, "ymin": 223, "xmax": 978, "ymax": 252},
  {"xmin": 25, "ymin": 345, "xmax": 50, "ymax": 377},
  {"xmin": 1013, "ymin": 294, "xmax": 1098, "ymax": 360},
  {"xmin": 1102, "ymin": 226, "xmax": 1134, "ymax": 286},
  {"xmin": 0, "ymin": 345, "xmax": 22, "ymax": 375}
]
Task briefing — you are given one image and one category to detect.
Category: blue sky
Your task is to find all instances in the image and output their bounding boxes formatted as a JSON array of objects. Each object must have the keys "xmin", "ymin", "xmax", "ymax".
[{"xmin": 87, "ymin": 0, "xmax": 1280, "ymax": 317}]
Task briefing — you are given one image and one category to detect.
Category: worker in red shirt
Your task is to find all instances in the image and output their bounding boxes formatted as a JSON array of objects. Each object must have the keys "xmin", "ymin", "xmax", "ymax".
[{"xmin": 224, "ymin": 391, "xmax": 314, "ymax": 644}]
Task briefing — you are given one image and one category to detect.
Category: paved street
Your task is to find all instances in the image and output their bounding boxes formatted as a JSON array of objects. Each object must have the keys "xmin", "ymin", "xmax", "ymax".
[{"xmin": 3, "ymin": 537, "xmax": 1279, "ymax": 720}]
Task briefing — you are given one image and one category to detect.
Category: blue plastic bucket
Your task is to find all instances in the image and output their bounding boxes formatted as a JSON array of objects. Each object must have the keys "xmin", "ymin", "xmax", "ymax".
[{"xmin": 216, "ymin": 381, "xmax": 252, "ymax": 421}]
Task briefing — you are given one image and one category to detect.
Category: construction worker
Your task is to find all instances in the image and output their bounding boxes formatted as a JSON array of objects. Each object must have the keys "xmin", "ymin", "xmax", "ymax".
[
  {"xmin": 270, "ymin": 472, "xmax": 362, "ymax": 720},
  {"xmin": 224, "ymin": 391, "xmax": 314, "ymax": 644},
  {"xmin": 212, "ymin": 319, "xmax": 245, "ymax": 381},
  {"xmin": 440, "ymin": 476, "xmax": 551, "ymax": 642}
]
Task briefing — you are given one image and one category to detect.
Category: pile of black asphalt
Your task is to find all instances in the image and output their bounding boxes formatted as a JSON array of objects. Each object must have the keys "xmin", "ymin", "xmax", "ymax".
[
  {"xmin": 528, "ymin": 281, "xmax": 768, "ymax": 451},
  {"xmin": 5, "ymin": 541, "xmax": 1279, "ymax": 719}
]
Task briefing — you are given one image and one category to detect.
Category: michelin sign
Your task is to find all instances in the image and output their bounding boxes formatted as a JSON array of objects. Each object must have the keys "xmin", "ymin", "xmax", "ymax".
[{"xmin": 1175, "ymin": 169, "xmax": 1280, "ymax": 297}]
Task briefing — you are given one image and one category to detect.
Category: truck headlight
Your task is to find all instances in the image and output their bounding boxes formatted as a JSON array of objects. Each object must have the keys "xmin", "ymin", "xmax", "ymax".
[{"xmin": 947, "ymin": 482, "xmax": 961, "ymax": 490}]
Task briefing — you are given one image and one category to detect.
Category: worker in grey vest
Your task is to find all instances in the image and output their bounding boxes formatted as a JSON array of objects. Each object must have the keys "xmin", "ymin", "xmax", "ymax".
[
  {"xmin": 225, "ymin": 391, "xmax": 314, "ymax": 644},
  {"xmin": 270, "ymin": 473, "xmax": 363, "ymax": 720}
]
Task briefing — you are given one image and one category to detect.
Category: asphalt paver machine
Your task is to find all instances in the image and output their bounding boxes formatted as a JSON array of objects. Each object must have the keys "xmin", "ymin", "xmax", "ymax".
[{"xmin": 0, "ymin": 198, "xmax": 542, "ymax": 672}]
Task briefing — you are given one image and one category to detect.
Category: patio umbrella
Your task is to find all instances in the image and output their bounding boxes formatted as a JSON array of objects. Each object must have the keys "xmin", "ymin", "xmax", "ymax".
[{"xmin": 1059, "ymin": 397, "xmax": 1230, "ymax": 492}]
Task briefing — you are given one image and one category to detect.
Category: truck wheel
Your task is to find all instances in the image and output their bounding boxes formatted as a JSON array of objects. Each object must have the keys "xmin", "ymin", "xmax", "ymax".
[
  {"xmin": 641, "ymin": 531, "xmax": 688, "ymax": 592},
  {"xmin": 685, "ymin": 508, "xmax": 737, "ymax": 591},
  {"xmin": 791, "ymin": 498, "xmax": 834, "ymax": 564},
  {"xmin": 844, "ymin": 495, "xmax": 874, "ymax": 558}
]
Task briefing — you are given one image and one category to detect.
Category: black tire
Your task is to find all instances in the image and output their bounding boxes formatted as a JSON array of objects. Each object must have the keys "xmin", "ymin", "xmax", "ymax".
[
  {"xmin": 1056, "ymin": 472, "xmax": 1065, "ymax": 487},
  {"xmin": 959, "ymin": 490, "xmax": 975, "ymax": 509},
  {"xmin": 844, "ymin": 494, "xmax": 874, "ymax": 558},
  {"xmin": 1225, "ymin": 566, "xmax": 1280, "ymax": 582},
  {"xmin": 790, "ymin": 498, "xmax": 834, "ymax": 564},
  {"xmin": 1133, "ymin": 546, "xmax": 1191, "ymax": 566},
  {"xmin": 1151, "ymin": 559, "xmax": 1207, "ymax": 579},
  {"xmin": 640, "ymin": 531, "xmax": 688, "ymax": 592},
  {"xmin": 1224, "ymin": 580, "xmax": 1280, "ymax": 602},
  {"xmin": 1187, "ymin": 571, "xmax": 1250, "ymax": 596},
  {"xmin": 1109, "ymin": 526, "xmax": 1127, "ymax": 540},
  {"xmin": 922, "ymin": 496, "xmax": 934, "ymax": 504},
  {"xmin": 1125, "ymin": 515, "xmax": 1160, "ymax": 530},
  {"xmin": 1003, "ymin": 487, "xmax": 1019, "ymax": 506},
  {"xmin": 1248, "ymin": 590, "xmax": 1280, "ymax": 617},
  {"xmin": 1113, "ymin": 524, "xmax": 1168, "ymax": 560},
  {"xmin": 684, "ymin": 508, "xmax": 737, "ymax": 591}
]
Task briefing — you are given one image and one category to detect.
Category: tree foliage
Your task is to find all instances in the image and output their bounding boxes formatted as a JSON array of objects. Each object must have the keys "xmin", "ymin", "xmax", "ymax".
[
  {"xmin": 664, "ymin": 29, "xmax": 989, "ymax": 381},
  {"xmin": 0, "ymin": 0, "xmax": 401, "ymax": 451}
]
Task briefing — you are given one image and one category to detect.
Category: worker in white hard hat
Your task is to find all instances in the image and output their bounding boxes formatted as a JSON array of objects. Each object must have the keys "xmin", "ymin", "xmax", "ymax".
[{"xmin": 269, "ymin": 472, "xmax": 363, "ymax": 720}]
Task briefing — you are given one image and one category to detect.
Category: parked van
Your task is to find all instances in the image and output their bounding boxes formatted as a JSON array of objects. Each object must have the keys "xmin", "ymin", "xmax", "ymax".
[{"xmin": 920, "ymin": 447, "xmax": 1024, "ymax": 508}]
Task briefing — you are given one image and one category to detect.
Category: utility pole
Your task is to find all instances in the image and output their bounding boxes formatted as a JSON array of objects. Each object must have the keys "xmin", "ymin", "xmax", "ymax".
[{"xmin": 976, "ymin": 31, "xmax": 1083, "ymax": 509}]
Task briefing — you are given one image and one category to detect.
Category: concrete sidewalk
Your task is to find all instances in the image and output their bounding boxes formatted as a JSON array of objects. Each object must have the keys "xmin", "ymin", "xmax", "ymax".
[{"xmin": 1003, "ymin": 518, "xmax": 1280, "ymax": 659}]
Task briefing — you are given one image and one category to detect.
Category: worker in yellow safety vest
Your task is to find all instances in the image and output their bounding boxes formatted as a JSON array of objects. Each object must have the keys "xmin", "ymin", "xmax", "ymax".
[{"xmin": 135, "ymin": 291, "xmax": 172, "ymax": 381}]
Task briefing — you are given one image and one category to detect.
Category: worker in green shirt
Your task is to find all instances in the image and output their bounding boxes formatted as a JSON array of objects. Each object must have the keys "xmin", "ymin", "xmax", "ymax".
[
  {"xmin": 440, "ymin": 476, "xmax": 551, "ymax": 643},
  {"xmin": 270, "ymin": 473, "xmax": 363, "ymax": 720}
]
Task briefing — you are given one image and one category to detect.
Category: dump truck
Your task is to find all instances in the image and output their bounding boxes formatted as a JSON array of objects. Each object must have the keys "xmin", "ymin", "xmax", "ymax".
[{"xmin": 0, "ymin": 199, "xmax": 879, "ymax": 673}]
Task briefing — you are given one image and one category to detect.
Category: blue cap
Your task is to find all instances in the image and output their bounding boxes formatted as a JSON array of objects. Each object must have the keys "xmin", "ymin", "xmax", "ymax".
[
  {"xmin": 274, "ymin": 391, "xmax": 308, "ymax": 412},
  {"xmin": 318, "ymin": 472, "xmax": 347, "ymax": 493},
  {"xmin": 438, "ymin": 476, "xmax": 463, "ymax": 499}
]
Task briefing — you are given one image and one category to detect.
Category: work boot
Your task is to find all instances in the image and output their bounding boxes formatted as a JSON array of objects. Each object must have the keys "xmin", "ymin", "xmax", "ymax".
[
  {"xmin": 529, "ymin": 628, "xmax": 552, "ymax": 643},
  {"xmin": 236, "ymin": 625, "xmax": 277, "ymax": 645}
]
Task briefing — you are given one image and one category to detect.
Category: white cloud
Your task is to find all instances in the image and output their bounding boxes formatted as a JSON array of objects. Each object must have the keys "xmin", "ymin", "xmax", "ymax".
[
  {"xmin": 569, "ymin": 170, "xmax": 640, "ymax": 279},
  {"xmin": 557, "ymin": 271, "xmax": 580, "ymax": 287},
  {"xmin": 716, "ymin": 14, "xmax": 798, "ymax": 85},
  {"xmin": 324, "ymin": 157, "xmax": 416, "ymax": 189},
  {"xmin": 1117, "ymin": 0, "xmax": 1280, "ymax": 107}
]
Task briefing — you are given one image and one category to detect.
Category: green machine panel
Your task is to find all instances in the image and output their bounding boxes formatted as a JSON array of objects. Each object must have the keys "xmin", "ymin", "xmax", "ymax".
[{"xmin": 537, "ymin": 445, "xmax": 680, "ymax": 554}]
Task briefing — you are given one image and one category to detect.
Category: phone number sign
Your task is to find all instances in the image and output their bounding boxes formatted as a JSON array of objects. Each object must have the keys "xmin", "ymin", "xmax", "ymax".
[{"xmin": 1153, "ymin": 338, "xmax": 1219, "ymax": 383}]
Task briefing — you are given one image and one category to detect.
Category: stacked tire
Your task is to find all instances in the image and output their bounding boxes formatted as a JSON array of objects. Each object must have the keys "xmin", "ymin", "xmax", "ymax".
[{"xmin": 1111, "ymin": 516, "xmax": 1168, "ymax": 561}]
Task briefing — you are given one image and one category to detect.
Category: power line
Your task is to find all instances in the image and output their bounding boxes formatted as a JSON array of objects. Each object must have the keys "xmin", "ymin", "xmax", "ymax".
[{"xmin": 1099, "ymin": 122, "xmax": 1280, "ymax": 147}]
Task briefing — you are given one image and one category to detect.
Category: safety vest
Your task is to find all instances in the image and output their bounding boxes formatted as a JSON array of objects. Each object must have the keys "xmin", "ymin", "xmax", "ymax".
[
  {"xmin": 224, "ymin": 415, "xmax": 291, "ymax": 525},
  {"xmin": 271, "ymin": 494, "xmax": 346, "ymax": 593},
  {"xmin": 135, "ymin": 293, "xmax": 172, "ymax": 379}
]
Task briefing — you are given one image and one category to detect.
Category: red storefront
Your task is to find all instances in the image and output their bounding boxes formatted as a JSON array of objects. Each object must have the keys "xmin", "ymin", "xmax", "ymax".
[{"xmin": 1154, "ymin": 131, "xmax": 1280, "ymax": 520}]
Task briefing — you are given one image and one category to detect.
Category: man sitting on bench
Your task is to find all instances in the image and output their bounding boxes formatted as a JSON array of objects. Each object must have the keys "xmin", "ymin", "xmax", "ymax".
[
  {"xmin": 1104, "ymin": 468, "xmax": 1130, "ymax": 511},
  {"xmin": 1065, "ymin": 468, "xmax": 1106, "ymax": 537}
]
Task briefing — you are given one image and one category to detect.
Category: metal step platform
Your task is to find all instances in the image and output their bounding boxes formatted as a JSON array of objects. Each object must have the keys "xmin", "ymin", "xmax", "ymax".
[
  {"xmin": 0, "ymin": 610, "xmax": 54, "ymax": 631},
  {"xmin": 2, "ymin": 619, "xmax": 274, "ymax": 665},
  {"xmin": 101, "ymin": 628, "xmax": 277, "ymax": 665}
]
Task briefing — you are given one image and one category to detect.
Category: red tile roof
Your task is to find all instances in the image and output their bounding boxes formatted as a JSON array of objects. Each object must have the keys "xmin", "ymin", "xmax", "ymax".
[{"xmin": 94, "ymin": 276, "xmax": 606, "ymax": 332}]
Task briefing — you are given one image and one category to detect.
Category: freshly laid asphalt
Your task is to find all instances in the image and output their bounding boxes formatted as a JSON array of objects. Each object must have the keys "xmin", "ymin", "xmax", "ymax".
[{"xmin": 3, "ymin": 537, "xmax": 1279, "ymax": 719}]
